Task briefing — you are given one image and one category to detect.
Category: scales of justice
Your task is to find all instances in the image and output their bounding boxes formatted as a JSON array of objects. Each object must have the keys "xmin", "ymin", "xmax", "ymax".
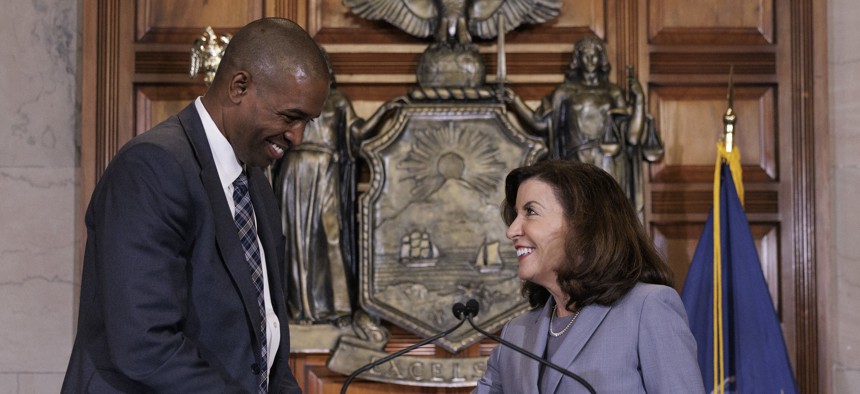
[{"xmin": 189, "ymin": 0, "xmax": 663, "ymax": 387}]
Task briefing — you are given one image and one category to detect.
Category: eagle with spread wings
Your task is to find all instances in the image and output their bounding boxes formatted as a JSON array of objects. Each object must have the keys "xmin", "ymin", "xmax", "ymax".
[{"xmin": 342, "ymin": 0, "xmax": 562, "ymax": 45}]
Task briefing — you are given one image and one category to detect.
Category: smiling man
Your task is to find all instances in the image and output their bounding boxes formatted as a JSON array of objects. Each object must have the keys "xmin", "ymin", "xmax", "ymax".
[{"xmin": 63, "ymin": 18, "xmax": 329, "ymax": 393}]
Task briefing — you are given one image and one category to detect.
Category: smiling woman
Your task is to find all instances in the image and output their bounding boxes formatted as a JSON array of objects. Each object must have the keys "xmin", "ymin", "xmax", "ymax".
[
  {"xmin": 472, "ymin": 159, "xmax": 705, "ymax": 394},
  {"xmin": 505, "ymin": 178, "xmax": 568, "ymax": 294}
]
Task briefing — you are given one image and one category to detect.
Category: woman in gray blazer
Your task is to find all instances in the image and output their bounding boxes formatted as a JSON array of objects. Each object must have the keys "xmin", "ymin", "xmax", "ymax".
[{"xmin": 473, "ymin": 160, "xmax": 705, "ymax": 393}]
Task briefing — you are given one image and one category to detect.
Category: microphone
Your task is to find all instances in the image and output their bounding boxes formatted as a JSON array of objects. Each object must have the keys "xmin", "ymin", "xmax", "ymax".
[
  {"xmin": 462, "ymin": 299, "xmax": 596, "ymax": 394},
  {"xmin": 340, "ymin": 305, "xmax": 469, "ymax": 394}
]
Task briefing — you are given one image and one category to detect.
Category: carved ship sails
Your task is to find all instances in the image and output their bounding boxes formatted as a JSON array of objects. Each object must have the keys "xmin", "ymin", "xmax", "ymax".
[{"xmin": 475, "ymin": 239, "xmax": 502, "ymax": 272}]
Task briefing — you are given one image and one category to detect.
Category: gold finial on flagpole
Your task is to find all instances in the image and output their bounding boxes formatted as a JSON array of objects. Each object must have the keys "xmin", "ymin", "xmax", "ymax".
[{"xmin": 723, "ymin": 66, "xmax": 737, "ymax": 153}]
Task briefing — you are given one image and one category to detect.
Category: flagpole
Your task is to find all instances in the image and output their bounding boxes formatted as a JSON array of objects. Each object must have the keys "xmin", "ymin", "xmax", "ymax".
[
  {"xmin": 713, "ymin": 148, "xmax": 724, "ymax": 394},
  {"xmin": 713, "ymin": 67, "xmax": 738, "ymax": 394},
  {"xmin": 683, "ymin": 65, "xmax": 797, "ymax": 394}
]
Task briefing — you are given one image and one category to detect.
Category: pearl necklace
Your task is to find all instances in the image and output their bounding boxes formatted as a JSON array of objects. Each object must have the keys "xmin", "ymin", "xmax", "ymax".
[{"xmin": 549, "ymin": 304, "xmax": 581, "ymax": 337}]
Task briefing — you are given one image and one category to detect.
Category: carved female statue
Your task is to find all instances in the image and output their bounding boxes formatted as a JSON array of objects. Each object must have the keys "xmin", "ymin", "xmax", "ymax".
[
  {"xmin": 273, "ymin": 57, "xmax": 402, "ymax": 324},
  {"xmin": 506, "ymin": 35, "xmax": 662, "ymax": 214}
]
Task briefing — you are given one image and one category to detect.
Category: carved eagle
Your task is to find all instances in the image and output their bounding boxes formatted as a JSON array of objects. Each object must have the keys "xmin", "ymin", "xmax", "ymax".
[
  {"xmin": 342, "ymin": 0, "xmax": 562, "ymax": 45},
  {"xmin": 189, "ymin": 26, "xmax": 232, "ymax": 86}
]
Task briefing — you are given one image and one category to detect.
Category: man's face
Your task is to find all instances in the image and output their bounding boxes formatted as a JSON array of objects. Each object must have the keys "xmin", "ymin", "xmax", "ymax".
[{"xmin": 227, "ymin": 68, "xmax": 329, "ymax": 168}]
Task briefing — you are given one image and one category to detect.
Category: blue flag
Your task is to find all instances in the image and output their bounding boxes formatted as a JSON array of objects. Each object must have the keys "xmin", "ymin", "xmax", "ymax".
[{"xmin": 681, "ymin": 160, "xmax": 798, "ymax": 394}]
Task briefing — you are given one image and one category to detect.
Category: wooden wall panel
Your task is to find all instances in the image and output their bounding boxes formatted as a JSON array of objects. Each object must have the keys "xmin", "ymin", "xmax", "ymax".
[
  {"xmin": 265, "ymin": 0, "xmax": 304, "ymax": 23},
  {"xmin": 81, "ymin": 0, "xmax": 135, "ymax": 211},
  {"xmin": 648, "ymin": 0, "xmax": 773, "ymax": 44},
  {"xmin": 649, "ymin": 85, "xmax": 776, "ymax": 183},
  {"xmin": 650, "ymin": 50, "xmax": 776, "ymax": 79},
  {"xmin": 651, "ymin": 223, "xmax": 700, "ymax": 293},
  {"xmin": 136, "ymin": 0, "xmax": 262, "ymax": 42},
  {"xmin": 135, "ymin": 85, "xmax": 206, "ymax": 134},
  {"xmin": 782, "ymin": 1, "xmax": 823, "ymax": 390},
  {"xmin": 548, "ymin": 0, "xmax": 604, "ymax": 30},
  {"xmin": 651, "ymin": 189, "xmax": 778, "ymax": 216}
]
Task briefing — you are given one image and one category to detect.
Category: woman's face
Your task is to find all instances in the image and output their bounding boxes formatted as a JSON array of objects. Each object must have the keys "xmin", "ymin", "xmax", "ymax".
[
  {"xmin": 578, "ymin": 44, "xmax": 601, "ymax": 74},
  {"xmin": 506, "ymin": 179, "xmax": 569, "ymax": 292}
]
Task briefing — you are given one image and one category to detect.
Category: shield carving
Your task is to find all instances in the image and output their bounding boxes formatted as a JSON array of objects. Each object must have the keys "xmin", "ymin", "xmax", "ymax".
[{"xmin": 359, "ymin": 100, "xmax": 546, "ymax": 353}]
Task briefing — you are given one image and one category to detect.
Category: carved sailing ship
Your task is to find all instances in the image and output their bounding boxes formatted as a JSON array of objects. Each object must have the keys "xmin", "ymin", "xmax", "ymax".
[
  {"xmin": 399, "ymin": 230, "xmax": 440, "ymax": 267},
  {"xmin": 474, "ymin": 239, "xmax": 502, "ymax": 272}
]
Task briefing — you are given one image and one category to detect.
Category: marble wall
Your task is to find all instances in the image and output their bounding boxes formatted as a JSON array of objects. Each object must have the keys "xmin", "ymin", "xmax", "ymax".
[
  {"xmin": 0, "ymin": 0, "xmax": 78, "ymax": 392},
  {"xmin": 0, "ymin": 0, "xmax": 856, "ymax": 393},
  {"xmin": 829, "ymin": 0, "xmax": 860, "ymax": 392}
]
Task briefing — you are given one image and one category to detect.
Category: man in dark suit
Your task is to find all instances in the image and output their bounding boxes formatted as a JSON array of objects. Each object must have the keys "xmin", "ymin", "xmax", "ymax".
[{"xmin": 62, "ymin": 18, "xmax": 330, "ymax": 393}]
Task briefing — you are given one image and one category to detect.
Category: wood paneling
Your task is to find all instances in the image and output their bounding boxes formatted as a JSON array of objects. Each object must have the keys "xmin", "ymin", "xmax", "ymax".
[
  {"xmin": 783, "ymin": 0, "xmax": 822, "ymax": 391},
  {"xmin": 649, "ymin": 85, "xmax": 776, "ymax": 182},
  {"xmin": 648, "ymin": 0, "xmax": 773, "ymax": 45},
  {"xmin": 650, "ymin": 51, "xmax": 776, "ymax": 76},
  {"xmin": 136, "ymin": 0, "xmax": 261, "ymax": 42},
  {"xmin": 135, "ymin": 85, "xmax": 206, "ymax": 134},
  {"xmin": 266, "ymin": 0, "xmax": 304, "ymax": 24},
  {"xmin": 81, "ymin": 0, "xmax": 134, "ymax": 214},
  {"xmin": 651, "ymin": 190, "xmax": 778, "ymax": 216}
]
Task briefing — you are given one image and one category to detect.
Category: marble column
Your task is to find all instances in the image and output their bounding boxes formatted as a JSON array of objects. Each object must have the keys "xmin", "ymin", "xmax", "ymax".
[
  {"xmin": 0, "ymin": 0, "xmax": 78, "ymax": 392},
  {"xmin": 830, "ymin": 0, "xmax": 860, "ymax": 392}
]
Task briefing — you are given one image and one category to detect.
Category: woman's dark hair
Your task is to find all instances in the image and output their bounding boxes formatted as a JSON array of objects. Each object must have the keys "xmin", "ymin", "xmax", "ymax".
[{"xmin": 502, "ymin": 160, "xmax": 674, "ymax": 312}]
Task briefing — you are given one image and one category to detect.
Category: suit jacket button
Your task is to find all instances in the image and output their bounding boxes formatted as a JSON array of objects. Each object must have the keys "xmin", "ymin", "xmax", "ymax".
[{"xmin": 251, "ymin": 363, "xmax": 261, "ymax": 375}]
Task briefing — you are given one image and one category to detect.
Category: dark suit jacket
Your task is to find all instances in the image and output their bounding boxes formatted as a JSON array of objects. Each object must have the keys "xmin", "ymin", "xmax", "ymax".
[
  {"xmin": 63, "ymin": 104, "xmax": 300, "ymax": 393},
  {"xmin": 474, "ymin": 283, "xmax": 704, "ymax": 393}
]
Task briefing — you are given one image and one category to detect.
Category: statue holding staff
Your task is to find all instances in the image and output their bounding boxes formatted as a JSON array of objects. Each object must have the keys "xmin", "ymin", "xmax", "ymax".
[{"xmin": 505, "ymin": 35, "xmax": 663, "ymax": 214}]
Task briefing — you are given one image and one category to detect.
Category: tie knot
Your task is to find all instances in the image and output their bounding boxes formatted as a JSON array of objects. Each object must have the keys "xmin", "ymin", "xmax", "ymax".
[{"xmin": 233, "ymin": 172, "xmax": 249, "ymax": 193}]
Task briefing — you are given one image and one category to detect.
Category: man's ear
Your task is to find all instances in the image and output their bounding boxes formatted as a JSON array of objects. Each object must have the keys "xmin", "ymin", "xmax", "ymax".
[{"xmin": 228, "ymin": 71, "xmax": 250, "ymax": 104}]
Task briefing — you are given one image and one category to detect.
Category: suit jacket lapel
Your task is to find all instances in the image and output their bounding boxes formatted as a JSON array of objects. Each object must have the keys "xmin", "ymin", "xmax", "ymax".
[
  {"xmin": 247, "ymin": 167, "xmax": 287, "ymax": 314},
  {"xmin": 177, "ymin": 104, "xmax": 265, "ymax": 346},
  {"xmin": 544, "ymin": 302, "xmax": 612, "ymax": 393},
  {"xmin": 516, "ymin": 302, "xmax": 554, "ymax": 393}
]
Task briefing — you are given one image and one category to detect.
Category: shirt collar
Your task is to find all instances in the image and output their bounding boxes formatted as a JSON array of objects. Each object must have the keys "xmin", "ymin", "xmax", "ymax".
[{"xmin": 195, "ymin": 97, "xmax": 243, "ymax": 188}]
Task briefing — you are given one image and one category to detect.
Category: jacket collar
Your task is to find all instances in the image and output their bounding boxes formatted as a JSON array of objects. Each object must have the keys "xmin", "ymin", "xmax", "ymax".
[
  {"xmin": 521, "ymin": 299, "xmax": 612, "ymax": 393},
  {"xmin": 177, "ymin": 103, "xmax": 269, "ymax": 352}
]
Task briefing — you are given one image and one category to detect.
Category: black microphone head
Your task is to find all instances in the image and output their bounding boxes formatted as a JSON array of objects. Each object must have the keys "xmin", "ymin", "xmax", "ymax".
[
  {"xmin": 466, "ymin": 299, "xmax": 480, "ymax": 317},
  {"xmin": 452, "ymin": 302, "xmax": 467, "ymax": 319}
]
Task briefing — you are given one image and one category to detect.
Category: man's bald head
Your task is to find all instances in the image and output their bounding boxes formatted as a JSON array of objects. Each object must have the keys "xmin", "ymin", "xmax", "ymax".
[
  {"xmin": 201, "ymin": 18, "xmax": 331, "ymax": 169},
  {"xmin": 211, "ymin": 18, "xmax": 329, "ymax": 93}
]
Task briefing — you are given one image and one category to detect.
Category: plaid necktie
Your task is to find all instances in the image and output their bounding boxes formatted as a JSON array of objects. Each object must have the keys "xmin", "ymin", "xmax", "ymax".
[{"xmin": 232, "ymin": 173, "xmax": 268, "ymax": 393}]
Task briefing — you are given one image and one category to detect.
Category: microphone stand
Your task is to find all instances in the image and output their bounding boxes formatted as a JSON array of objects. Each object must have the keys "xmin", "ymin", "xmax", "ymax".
[
  {"xmin": 463, "ymin": 300, "xmax": 597, "ymax": 394},
  {"xmin": 340, "ymin": 311, "xmax": 467, "ymax": 394}
]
